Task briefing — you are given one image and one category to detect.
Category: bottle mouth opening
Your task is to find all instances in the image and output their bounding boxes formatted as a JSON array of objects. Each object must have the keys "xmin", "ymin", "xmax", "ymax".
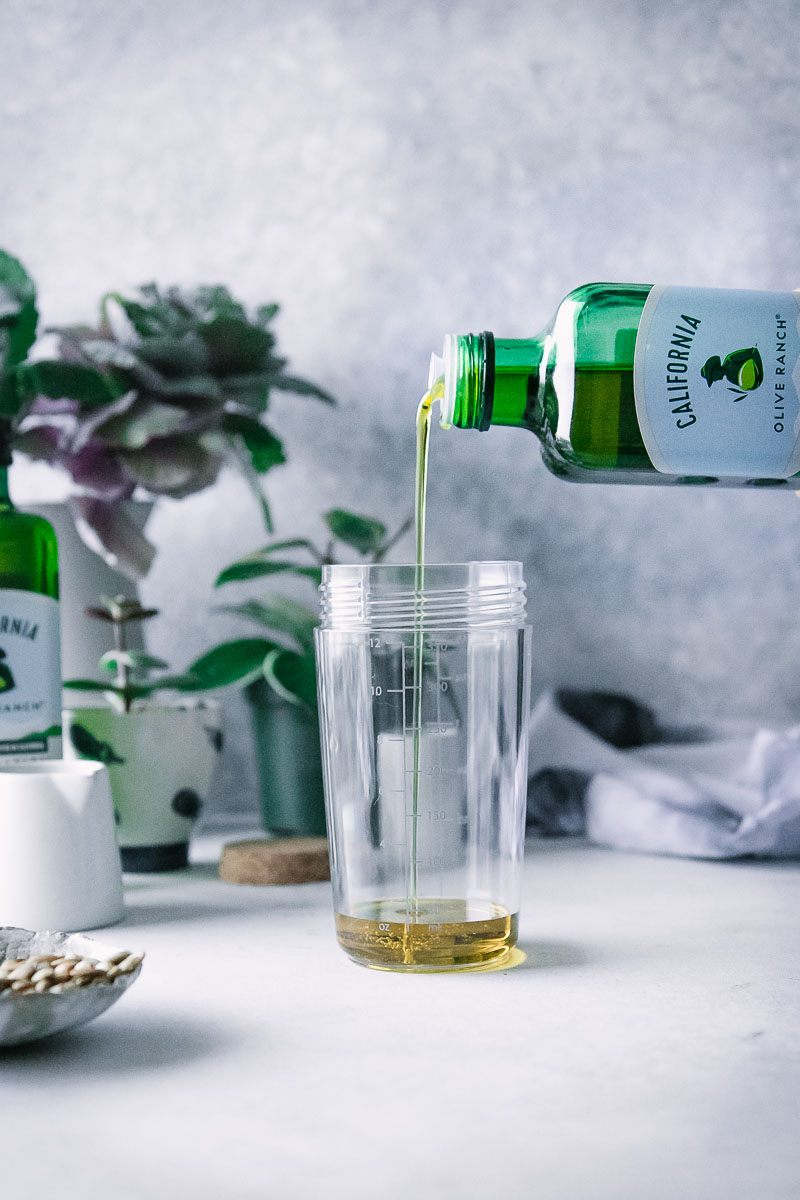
[{"xmin": 429, "ymin": 334, "xmax": 458, "ymax": 428}]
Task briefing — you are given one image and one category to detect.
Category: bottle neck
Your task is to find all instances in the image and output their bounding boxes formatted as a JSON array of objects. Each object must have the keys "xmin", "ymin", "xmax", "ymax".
[
  {"xmin": 0, "ymin": 466, "xmax": 10, "ymax": 509},
  {"xmin": 434, "ymin": 332, "xmax": 546, "ymax": 432},
  {"xmin": 0, "ymin": 420, "xmax": 12, "ymax": 509}
]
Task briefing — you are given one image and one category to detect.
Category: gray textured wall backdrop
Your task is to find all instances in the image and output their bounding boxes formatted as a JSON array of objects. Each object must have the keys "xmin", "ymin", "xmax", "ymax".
[{"xmin": 4, "ymin": 0, "xmax": 800, "ymax": 821}]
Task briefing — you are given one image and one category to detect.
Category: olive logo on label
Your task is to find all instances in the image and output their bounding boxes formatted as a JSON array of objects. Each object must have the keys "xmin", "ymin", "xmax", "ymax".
[
  {"xmin": 700, "ymin": 346, "xmax": 764, "ymax": 399},
  {"xmin": 0, "ymin": 648, "xmax": 16, "ymax": 694}
]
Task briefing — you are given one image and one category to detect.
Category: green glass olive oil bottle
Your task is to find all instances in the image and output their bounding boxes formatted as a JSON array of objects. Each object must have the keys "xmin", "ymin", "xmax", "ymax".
[
  {"xmin": 429, "ymin": 282, "xmax": 800, "ymax": 486},
  {"xmin": 0, "ymin": 425, "xmax": 61, "ymax": 759}
]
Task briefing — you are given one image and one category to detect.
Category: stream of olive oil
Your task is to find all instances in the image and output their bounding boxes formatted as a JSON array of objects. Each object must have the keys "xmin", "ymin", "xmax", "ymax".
[
  {"xmin": 414, "ymin": 384, "xmax": 439, "ymax": 568},
  {"xmin": 408, "ymin": 382, "xmax": 439, "ymax": 913},
  {"xmin": 333, "ymin": 378, "xmax": 516, "ymax": 969}
]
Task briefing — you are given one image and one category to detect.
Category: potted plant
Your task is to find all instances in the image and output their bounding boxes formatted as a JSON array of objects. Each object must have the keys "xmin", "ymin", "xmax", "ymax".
[
  {"xmin": 0, "ymin": 249, "xmax": 335, "ymax": 676},
  {"xmin": 3, "ymin": 259, "xmax": 334, "ymax": 577},
  {"xmin": 185, "ymin": 509, "xmax": 410, "ymax": 837},
  {"xmin": 63, "ymin": 596, "xmax": 223, "ymax": 872}
]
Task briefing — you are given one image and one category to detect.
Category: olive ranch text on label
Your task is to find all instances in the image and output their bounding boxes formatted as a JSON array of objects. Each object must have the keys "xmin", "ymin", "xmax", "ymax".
[{"xmin": 634, "ymin": 286, "xmax": 800, "ymax": 478}]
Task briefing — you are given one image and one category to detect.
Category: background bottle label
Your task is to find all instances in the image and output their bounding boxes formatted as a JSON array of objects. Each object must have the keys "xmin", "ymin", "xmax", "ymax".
[
  {"xmin": 634, "ymin": 285, "xmax": 800, "ymax": 478},
  {"xmin": 0, "ymin": 590, "xmax": 61, "ymax": 759}
]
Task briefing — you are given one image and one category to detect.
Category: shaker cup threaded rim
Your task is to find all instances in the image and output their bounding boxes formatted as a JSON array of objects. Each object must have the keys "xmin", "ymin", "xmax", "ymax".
[{"xmin": 318, "ymin": 561, "xmax": 527, "ymax": 630}]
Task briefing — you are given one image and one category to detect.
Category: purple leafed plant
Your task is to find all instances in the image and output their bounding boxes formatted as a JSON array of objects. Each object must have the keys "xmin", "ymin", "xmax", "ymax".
[{"xmin": 0, "ymin": 251, "xmax": 335, "ymax": 577}]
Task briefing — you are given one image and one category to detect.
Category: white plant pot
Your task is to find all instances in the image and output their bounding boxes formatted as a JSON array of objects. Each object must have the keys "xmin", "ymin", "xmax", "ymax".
[{"xmin": 64, "ymin": 700, "xmax": 222, "ymax": 871}]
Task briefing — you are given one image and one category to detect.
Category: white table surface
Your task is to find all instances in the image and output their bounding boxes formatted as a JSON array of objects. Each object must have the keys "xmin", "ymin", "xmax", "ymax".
[{"xmin": 2, "ymin": 833, "xmax": 799, "ymax": 1200}]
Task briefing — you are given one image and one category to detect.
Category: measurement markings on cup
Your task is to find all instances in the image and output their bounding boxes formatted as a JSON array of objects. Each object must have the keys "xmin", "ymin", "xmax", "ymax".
[{"xmin": 404, "ymin": 765, "xmax": 466, "ymax": 775}]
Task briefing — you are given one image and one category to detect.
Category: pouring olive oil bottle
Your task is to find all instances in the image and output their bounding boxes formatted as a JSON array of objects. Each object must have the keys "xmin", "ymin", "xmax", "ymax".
[
  {"xmin": 0, "ymin": 422, "xmax": 61, "ymax": 759},
  {"xmin": 428, "ymin": 283, "xmax": 800, "ymax": 486}
]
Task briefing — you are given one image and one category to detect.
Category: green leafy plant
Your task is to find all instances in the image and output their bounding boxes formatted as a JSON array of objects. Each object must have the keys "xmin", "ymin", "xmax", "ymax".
[
  {"xmin": 0, "ymin": 251, "xmax": 37, "ymax": 423},
  {"xmin": 64, "ymin": 596, "xmax": 205, "ymax": 713},
  {"xmin": 0, "ymin": 250, "xmax": 335, "ymax": 576},
  {"xmin": 185, "ymin": 508, "xmax": 411, "ymax": 709}
]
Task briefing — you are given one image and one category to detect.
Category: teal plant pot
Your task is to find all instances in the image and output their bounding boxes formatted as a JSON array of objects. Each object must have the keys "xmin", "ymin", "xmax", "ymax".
[{"xmin": 245, "ymin": 678, "xmax": 327, "ymax": 837}]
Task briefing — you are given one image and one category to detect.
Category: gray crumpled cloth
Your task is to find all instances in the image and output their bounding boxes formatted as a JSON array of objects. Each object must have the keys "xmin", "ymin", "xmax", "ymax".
[{"xmin": 527, "ymin": 690, "xmax": 800, "ymax": 859}]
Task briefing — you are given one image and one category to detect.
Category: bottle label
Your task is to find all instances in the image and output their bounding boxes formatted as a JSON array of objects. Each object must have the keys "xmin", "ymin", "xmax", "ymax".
[
  {"xmin": 0, "ymin": 590, "xmax": 62, "ymax": 759},
  {"xmin": 634, "ymin": 285, "xmax": 800, "ymax": 478}
]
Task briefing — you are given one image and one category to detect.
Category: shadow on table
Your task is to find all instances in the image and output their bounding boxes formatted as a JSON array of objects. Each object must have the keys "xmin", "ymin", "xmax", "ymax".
[
  {"xmin": 0, "ymin": 1011, "xmax": 241, "ymax": 1072},
  {"xmin": 509, "ymin": 940, "xmax": 589, "ymax": 971},
  {"xmin": 118, "ymin": 863, "xmax": 331, "ymax": 927},
  {"xmin": 445, "ymin": 940, "xmax": 590, "ymax": 976},
  {"xmin": 119, "ymin": 889, "xmax": 328, "ymax": 928}
]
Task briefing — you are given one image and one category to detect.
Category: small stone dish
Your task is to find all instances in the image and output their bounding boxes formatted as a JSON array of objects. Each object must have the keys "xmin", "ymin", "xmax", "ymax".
[{"xmin": 0, "ymin": 928, "xmax": 143, "ymax": 1048}]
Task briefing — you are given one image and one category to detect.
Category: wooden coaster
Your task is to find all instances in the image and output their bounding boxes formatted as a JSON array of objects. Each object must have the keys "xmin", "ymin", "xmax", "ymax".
[{"xmin": 219, "ymin": 837, "xmax": 331, "ymax": 886}]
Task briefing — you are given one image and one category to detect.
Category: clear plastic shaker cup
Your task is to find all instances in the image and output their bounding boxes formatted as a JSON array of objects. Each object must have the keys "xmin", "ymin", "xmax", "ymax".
[{"xmin": 315, "ymin": 562, "xmax": 531, "ymax": 971}]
